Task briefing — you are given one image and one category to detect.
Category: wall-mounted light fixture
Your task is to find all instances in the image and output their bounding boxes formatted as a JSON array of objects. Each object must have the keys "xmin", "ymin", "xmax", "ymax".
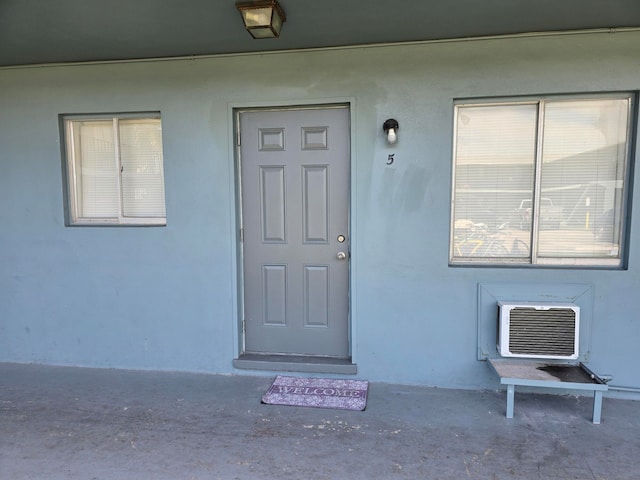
[
  {"xmin": 236, "ymin": 0, "xmax": 286, "ymax": 39},
  {"xmin": 383, "ymin": 118, "xmax": 399, "ymax": 144}
]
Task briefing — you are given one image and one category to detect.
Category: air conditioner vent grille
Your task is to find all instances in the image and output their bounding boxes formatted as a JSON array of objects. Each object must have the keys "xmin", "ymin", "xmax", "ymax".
[
  {"xmin": 497, "ymin": 301, "xmax": 579, "ymax": 359},
  {"xmin": 508, "ymin": 307, "xmax": 576, "ymax": 357}
]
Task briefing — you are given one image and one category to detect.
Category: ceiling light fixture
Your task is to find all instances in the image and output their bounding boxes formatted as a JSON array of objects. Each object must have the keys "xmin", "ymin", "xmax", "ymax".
[{"xmin": 236, "ymin": 0, "xmax": 286, "ymax": 39}]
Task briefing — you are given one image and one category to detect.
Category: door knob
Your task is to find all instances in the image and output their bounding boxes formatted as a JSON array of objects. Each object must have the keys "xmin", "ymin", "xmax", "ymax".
[{"xmin": 337, "ymin": 252, "xmax": 347, "ymax": 260}]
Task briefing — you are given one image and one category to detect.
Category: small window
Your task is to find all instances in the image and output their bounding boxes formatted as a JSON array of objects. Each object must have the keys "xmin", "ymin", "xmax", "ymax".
[
  {"xmin": 451, "ymin": 94, "xmax": 634, "ymax": 267},
  {"xmin": 63, "ymin": 114, "xmax": 166, "ymax": 225}
]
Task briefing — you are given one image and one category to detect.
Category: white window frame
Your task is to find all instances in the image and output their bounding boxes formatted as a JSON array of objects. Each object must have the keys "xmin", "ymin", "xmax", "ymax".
[
  {"xmin": 63, "ymin": 113, "xmax": 166, "ymax": 226},
  {"xmin": 450, "ymin": 93, "xmax": 635, "ymax": 268}
]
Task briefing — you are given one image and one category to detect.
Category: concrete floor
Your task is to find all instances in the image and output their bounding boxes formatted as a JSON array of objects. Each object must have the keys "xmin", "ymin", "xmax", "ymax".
[{"xmin": 1, "ymin": 363, "xmax": 639, "ymax": 480}]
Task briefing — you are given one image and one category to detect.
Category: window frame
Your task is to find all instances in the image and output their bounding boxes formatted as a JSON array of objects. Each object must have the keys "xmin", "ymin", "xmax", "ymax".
[
  {"xmin": 62, "ymin": 112, "xmax": 167, "ymax": 226},
  {"xmin": 449, "ymin": 92, "xmax": 636, "ymax": 268}
]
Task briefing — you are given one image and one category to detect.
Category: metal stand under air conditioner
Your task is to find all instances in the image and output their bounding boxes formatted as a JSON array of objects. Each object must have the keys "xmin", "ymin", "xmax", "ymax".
[{"xmin": 488, "ymin": 358, "xmax": 609, "ymax": 424}]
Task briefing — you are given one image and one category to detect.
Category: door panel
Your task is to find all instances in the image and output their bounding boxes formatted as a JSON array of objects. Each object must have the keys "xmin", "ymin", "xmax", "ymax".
[{"xmin": 240, "ymin": 106, "xmax": 350, "ymax": 357}]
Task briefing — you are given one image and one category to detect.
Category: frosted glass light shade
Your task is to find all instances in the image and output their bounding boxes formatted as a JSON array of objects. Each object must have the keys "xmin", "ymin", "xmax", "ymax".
[{"xmin": 237, "ymin": 1, "xmax": 286, "ymax": 39}]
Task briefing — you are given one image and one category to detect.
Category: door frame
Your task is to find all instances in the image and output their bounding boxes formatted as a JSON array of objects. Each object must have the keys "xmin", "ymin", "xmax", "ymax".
[{"xmin": 229, "ymin": 98, "xmax": 357, "ymax": 369}]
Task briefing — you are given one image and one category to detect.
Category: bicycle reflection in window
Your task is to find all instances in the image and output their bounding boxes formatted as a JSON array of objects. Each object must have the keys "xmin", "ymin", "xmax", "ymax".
[{"xmin": 453, "ymin": 220, "xmax": 529, "ymax": 258}]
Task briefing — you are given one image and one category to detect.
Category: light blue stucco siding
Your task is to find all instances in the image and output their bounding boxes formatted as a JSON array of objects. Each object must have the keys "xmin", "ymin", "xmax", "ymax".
[{"xmin": 1, "ymin": 31, "xmax": 639, "ymax": 393}]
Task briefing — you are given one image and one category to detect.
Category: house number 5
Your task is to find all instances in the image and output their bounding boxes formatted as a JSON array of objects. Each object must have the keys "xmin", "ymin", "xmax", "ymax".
[{"xmin": 387, "ymin": 154, "xmax": 395, "ymax": 165}]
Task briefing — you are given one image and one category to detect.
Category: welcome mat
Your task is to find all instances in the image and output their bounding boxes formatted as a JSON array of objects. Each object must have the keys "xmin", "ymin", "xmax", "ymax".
[{"xmin": 262, "ymin": 376, "xmax": 369, "ymax": 411}]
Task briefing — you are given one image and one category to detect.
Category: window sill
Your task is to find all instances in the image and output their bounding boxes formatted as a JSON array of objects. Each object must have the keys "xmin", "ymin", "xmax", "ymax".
[{"xmin": 68, "ymin": 219, "xmax": 167, "ymax": 227}]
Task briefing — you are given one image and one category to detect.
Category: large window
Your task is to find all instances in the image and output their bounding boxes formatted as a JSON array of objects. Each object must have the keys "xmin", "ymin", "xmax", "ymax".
[
  {"xmin": 63, "ymin": 114, "xmax": 166, "ymax": 225},
  {"xmin": 451, "ymin": 94, "xmax": 634, "ymax": 267}
]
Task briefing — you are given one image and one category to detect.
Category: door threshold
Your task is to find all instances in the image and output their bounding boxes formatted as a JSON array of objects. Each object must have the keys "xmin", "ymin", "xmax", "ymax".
[{"xmin": 233, "ymin": 354, "xmax": 357, "ymax": 375}]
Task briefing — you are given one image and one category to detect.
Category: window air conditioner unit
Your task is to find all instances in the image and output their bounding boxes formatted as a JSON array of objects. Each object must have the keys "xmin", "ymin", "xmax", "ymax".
[{"xmin": 497, "ymin": 301, "xmax": 580, "ymax": 360}]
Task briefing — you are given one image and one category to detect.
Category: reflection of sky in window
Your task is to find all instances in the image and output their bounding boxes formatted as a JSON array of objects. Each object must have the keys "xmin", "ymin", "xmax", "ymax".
[
  {"xmin": 456, "ymin": 99, "xmax": 628, "ymax": 165},
  {"xmin": 456, "ymin": 104, "xmax": 537, "ymax": 165},
  {"xmin": 543, "ymin": 100, "xmax": 628, "ymax": 163}
]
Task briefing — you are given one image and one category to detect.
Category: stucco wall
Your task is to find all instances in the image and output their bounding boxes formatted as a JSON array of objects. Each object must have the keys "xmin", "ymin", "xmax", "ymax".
[{"xmin": 1, "ymin": 31, "xmax": 639, "ymax": 393}]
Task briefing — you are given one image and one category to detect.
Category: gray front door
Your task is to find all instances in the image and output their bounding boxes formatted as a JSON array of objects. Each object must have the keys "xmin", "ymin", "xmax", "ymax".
[{"xmin": 239, "ymin": 106, "xmax": 350, "ymax": 358}]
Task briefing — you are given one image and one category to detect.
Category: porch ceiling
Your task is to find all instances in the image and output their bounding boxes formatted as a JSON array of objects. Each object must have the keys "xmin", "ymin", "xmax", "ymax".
[{"xmin": 1, "ymin": 0, "xmax": 639, "ymax": 67}]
